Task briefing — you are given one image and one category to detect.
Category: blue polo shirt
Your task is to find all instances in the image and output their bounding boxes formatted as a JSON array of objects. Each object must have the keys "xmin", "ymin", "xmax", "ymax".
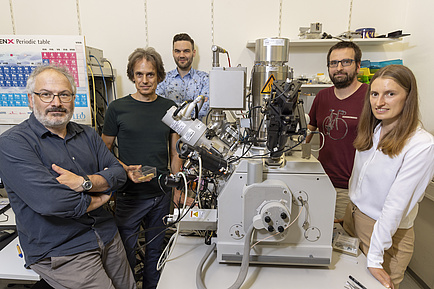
[{"xmin": 0, "ymin": 113, "xmax": 126, "ymax": 267}]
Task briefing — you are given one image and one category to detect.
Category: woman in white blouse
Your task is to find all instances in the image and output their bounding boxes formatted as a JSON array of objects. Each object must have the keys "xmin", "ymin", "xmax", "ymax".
[{"xmin": 343, "ymin": 65, "xmax": 434, "ymax": 289}]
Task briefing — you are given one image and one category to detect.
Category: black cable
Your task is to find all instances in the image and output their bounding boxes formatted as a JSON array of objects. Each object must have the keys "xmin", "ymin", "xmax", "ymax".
[
  {"xmin": 89, "ymin": 55, "xmax": 109, "ymax": 108},
  {"xmin": 231, "ymin": 125, "xmax": 306, "ymax": 163},
  {"xmin": 0, "ymin": 212, "xmax": 9, "ymax": 222},
  {"xmin": 175, "ymin": 138, "xmax": 183, "ymax": 155},
  {"xmin": 124, "ymin": 224, "xmax": 171, "ymax": 253},
  {"xmin": 173, "ymin": 101, "xmax": 189, "ymax": 117},
  {"xmin": 240, "ymin": 133, "xmax": 306, "ymax": 160},
  {"xmin": 204, "ymin": 108, "xmax": 212, "ymax": 125},
  {"xmin": 105, "ymin": 59, "xmax": 117, "ymax": 100},
  {"xmin": 193, "ymin": 104, "xmax": 199, "ymax": 120},
  {"xmin": 247, "ymin": 105, "xmax": 262, "ymax": 118},
  {"xmin": 122, "ymin": 170, "xmax": 196, "ymax": 251},
  {"xmin": 95, "ymin": 89, "xmax": 108, "ymax": 107},
  {"xmin": 227, "ymin": 114, "xmax": 264, "ymax": 163},
  {"xmin": 273, "ymin": 80, "xmax": 293, "ymax": 100},
  {"xmin": 89, "ymin": 106, "xmax": 104, "ymax": 134},
  {"xmin": 228, "ymin": 141, "xmax": 253, "ymax": 164},
  {"xmin": 136, "ymin": 226, "xmax": 172, "ymax": 250},
  {"xmin": 123, "ymin": 188, "xmax": 174, "ymax": 249}
]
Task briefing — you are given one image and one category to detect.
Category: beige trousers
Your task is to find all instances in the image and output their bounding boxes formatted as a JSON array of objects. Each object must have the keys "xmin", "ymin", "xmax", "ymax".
[
  {"xmin": 335, "ymin": 187, "xmax": 350, "ymax": 220},
  {"xmin": 343, "ymin": 202, "xmax": 414, "ymax": 289}
]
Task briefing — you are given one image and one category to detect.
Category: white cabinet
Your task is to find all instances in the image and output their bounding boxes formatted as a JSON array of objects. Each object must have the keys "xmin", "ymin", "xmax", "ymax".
[{"xmin": 409, "ymin": 181, "xmax": 434, "ymax": 288}]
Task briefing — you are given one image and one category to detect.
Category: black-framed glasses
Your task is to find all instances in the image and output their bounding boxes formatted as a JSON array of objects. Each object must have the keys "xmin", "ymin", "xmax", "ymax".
[
  {"xmin": 328, "ymin": 59, "xmax": 355, "ymax": 68},
  {"xmin": 33, "ymin": 91, "xmax": 74, "ymax": 103}
]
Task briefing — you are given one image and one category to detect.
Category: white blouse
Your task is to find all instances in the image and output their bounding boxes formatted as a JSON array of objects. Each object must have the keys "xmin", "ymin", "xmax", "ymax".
[{"xmin": 349, "ymin": 124, "xmax": 434, "ymax": 268}]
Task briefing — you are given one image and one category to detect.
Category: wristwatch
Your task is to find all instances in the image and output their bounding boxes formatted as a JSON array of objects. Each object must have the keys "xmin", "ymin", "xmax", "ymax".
[{"xmin": 81, "ymin": 175, "xmax": 93, "ymax": 191}]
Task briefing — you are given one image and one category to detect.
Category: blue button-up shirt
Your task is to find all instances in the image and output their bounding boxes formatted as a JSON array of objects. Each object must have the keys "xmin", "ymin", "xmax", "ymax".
[
  {"xmin": 0, "ymin": 113, "xmax": 126, "ymax": 267},
  {"xmin": 156, "ymin": 68, "xmax": 210, "ymax": 119}
]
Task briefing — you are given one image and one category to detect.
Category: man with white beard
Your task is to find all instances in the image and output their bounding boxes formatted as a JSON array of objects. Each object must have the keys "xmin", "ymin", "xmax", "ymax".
[{"xmin": 0, "ymin": 65, "xmax": 136, "ymax": 289}]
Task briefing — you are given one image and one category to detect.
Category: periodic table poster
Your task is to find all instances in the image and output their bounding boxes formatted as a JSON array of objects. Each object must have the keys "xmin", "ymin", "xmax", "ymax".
[{"xmin": 0, "ymin": 35, "xmax": 91, "ymax": 125}]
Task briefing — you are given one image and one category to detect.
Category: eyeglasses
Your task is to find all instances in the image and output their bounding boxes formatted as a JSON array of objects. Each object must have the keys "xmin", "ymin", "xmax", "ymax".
[
  {"xmin": 33, "ymin": 91, "xmax": 74, "ymax": 103},
  {"xmin": 328, "ymin": 59, "xmax": 355, "ymax": 68}
]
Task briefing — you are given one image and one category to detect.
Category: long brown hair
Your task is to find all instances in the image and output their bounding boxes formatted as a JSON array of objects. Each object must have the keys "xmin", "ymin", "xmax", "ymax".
[
  {"xmin": 126, "ymin": 47, "xmax": 166, "ymax": 84},
  {"xmin": 354, "ymin": 65, "xmax": 420, "ymax": 157}
]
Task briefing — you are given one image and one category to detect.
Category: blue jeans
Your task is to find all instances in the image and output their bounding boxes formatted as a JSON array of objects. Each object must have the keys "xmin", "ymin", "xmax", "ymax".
[{"xmin": 115, "ymin": 192, "xmax": 171, "ymax": 289}]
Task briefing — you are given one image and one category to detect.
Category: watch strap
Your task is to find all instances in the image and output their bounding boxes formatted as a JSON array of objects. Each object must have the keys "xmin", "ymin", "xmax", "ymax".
[{"xmin": 81, "ymin": 175, "xmax": 92, "ymax": 191}]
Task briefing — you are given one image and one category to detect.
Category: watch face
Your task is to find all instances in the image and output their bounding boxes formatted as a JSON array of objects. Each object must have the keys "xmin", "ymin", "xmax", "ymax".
[
  {"xmin": 82, "ymin": 177, "xmax": 92, "ymax": 191},
  {"xmin": 83, "ymin": 181, "xmax": 92, "ymax": 190}
]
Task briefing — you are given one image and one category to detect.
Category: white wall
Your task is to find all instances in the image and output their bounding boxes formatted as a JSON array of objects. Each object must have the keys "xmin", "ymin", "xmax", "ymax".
[
  {"xmin": 0, "ymin": 3, "xmax": 402, "ymax": 90},
  {"xmin": 401, "ymin": 0, "xmax": 434, "ymax": 133},
  {"xmin": 0, "ymin": 0, "xmax": 431, "ymax": 132}
]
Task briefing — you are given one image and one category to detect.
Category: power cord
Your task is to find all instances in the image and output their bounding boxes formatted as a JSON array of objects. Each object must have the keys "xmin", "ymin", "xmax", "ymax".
[
  {"xmin": 89, "ymin": 54, "xmax": 108, "ymax": 108},
  {"xmin": 196, "ymin": 223, "xmax": 255, "ymax": 289}
]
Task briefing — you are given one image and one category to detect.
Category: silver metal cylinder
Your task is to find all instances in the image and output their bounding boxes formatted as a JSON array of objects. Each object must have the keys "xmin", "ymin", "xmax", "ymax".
[
  {"xmin": 247, "ymin": 160, "xmax": 263, "ymax": 185},
  {"xmin": 255, "ymin": 38, "xmax": 290, "ymax": 64},
  {"xmin": 251, "ymin": 64, "xmax": 290, "ymax": 139},
  {"xmin": 251, "ymin": 38, "xmax": 291, "ymax": 140},
  {"xmin": 212, "ymin": 51, "xmax": 220, "ymax": 67}
]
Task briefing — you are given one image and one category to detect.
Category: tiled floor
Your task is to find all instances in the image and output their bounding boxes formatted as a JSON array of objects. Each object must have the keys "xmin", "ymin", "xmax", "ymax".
[
  {"xmin": 401, "ymin": 271, "xmax": 427, "ymax": 289},
  {"xmin": 0, "ymin": 270, "xmax": 427, "ymax": 289},
  {"xmin": 0, "ymin": 279, "xmax": 34, "ymax": 289}
]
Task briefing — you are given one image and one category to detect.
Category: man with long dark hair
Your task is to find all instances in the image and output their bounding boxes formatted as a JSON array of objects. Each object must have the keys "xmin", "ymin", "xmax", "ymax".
[{"xmin": 102, "ymin": 48, "xmax": 182, "ymax": 289}]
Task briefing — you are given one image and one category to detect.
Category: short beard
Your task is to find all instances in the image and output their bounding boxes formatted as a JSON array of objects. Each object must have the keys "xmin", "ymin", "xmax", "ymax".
[
  {"xmin": 32, "ymin": 99, "xmax": 72, "ymax": 128},
  {"xmin": 175, "ymin": 58, "xmax": 193, "ymax": 71},
  {"xmin": 330, "ymin": 67, "xmax": 358, "ymax": 89}
]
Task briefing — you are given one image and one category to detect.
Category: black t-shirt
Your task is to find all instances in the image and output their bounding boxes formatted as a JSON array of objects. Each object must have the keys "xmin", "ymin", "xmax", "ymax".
[{"xmin": 103, "ymin": 95, "xmax": 177, "ymax": 198}]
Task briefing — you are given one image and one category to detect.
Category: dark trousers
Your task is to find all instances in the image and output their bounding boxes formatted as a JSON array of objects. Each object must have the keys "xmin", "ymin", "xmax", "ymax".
[{"xmin": 115, "ymin": 192, "xmax": 171, "ymax": 289}]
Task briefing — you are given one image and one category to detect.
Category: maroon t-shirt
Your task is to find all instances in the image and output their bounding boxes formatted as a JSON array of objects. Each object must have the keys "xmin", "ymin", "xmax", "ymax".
[{"xmin": 308, "ymin": 83, "xmax": 368, "ymax": 188}]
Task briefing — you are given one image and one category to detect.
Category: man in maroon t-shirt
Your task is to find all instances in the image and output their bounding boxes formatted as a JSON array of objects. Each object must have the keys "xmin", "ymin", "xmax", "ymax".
[{"xmin": 307, "ymin": 41, "xmax": 368, "ymax": 222}]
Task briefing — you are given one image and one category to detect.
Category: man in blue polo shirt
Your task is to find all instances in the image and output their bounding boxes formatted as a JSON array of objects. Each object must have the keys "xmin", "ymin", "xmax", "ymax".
[
  {"xmin": 156, "ymin": 33, "xmax": 209, "ymax": 120},
  {"xmin": 0, "ymin": 64, "xmax": 135, "ymax": 289}
]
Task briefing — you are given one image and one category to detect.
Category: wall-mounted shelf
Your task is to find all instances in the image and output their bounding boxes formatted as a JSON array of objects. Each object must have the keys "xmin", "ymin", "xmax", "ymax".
[
  {"xmin": 246, "ymin": 38, "xmax": 402, "ymax": 48},
  {"xmin": 301, "ymin": 84, "xmax": 332, "ymax": 88}
]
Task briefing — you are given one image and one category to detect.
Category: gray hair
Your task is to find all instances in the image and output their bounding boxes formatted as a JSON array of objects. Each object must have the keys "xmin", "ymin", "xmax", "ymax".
[{"xmin": 26, "ymin": 64, "xmax": 77, "ymax": 95}]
